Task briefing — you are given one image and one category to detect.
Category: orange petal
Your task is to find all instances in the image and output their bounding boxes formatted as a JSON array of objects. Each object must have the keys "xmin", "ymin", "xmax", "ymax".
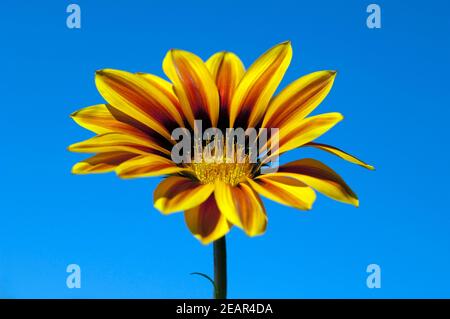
[
  {"xmin": 214, "ymin": 181, "xmax": 267, "ymax": 236},
  {"xmin": 115, "ymin": 154, "xmax": 185, "ymax": 179},
  {"xmin": 104, "ymin": 104, "xmax": 174, "ymax": 151},
  {"xmin": 163, "ymin": 49, "xmax": 219, "ymax": 128},
  {"xmin": 206, "ymin": 52, "xmax": 245, "ymax": 122},
  {"xmin": 247, "ymin": 175, "xmax": 316, "ymax": 210},
  {"xmin": 72, "ymin": 152, "xmax": 137, "ymax": 174},
  {"xmin": 136, "ymin": 72, "xmax": 186, "ymax": 126},
  {"xmin": 184, "ymin": 195, "xmax": 231, "ymax": 245},
  {"xmin": 68, "ymin": 132, "xmax": 170, "ymax": 156},
  {"xmin": 262, "ymin": 70, "xmax": 337, "ymax": 129},
  {"xmin": 304, "ymin": 142, "xmax": 375, "ymax": 170},
  {"xmin": 95, "ymin": 69, "xmax": 184, "ymax": 140},
  {"xmin": 274, "ymin": 158, "xmax": 359, "ymax": 206},
  {"xmin": 229, "ymin": 41, "xmax": 292, "ymax": 128},
  {"xmin": 154, "ymin": 176, "xmax": 215, "ymax": 214},
  {"xmin": 71, "ymin": 104, "xmax": 147, "ymax": 137},
  {"xmin": 262, "ymin": 112, "xmax": 343, "ymax": 163}
]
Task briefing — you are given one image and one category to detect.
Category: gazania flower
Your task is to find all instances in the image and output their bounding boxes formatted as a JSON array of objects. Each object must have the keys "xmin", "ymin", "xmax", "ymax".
[{"xmin": 69, "ymin": 41, "xmax": 373, "ymax": 245}]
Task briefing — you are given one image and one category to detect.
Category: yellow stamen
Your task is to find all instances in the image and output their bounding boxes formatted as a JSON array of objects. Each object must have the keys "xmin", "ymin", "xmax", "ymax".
[
  {"xmin": 187, "ymin": 144, "xmax": 254, "ymax": 186},
  {"xmin": 190, "ymin": 161, "xmax": 254, "ymax": 186}
]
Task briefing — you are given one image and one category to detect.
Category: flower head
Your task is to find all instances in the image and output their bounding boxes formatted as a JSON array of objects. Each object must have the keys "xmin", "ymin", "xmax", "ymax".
[{"xmin": 69, "ymin": 42, "xmax": 373, "ymax": 244}]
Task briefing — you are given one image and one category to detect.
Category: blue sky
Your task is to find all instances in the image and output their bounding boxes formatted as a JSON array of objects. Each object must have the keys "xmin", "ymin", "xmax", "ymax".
[{"xmin": 1, "ymin": 0, "xmax": 449, "ymax": 298}]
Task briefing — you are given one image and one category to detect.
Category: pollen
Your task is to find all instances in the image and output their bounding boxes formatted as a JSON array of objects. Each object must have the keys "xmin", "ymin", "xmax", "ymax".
[
  {"xmin": 190, "ymin": 160, "xmax": 254, "ymax": 186},
  {"xmin": 185, "ymin": 137, "xmax": 258, "ymax": 186}
]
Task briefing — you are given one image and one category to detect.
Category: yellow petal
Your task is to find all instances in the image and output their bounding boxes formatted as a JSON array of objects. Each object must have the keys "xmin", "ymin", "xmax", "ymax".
[
  {"xmin": 206, "ymin": 52, "xmax": 245, "ymax": 121},
  {"xmin": 72, "ymin": 152, "xmax": 137, "ymax": 174},
  {"xmin": 262, "ymin": 70, "xmax": 337, "ymax": 128},
  {"xmin": 247, "ymin": 175, "xmax": 316, "ymax": 210},
  {"xmin": 95, "ymin": 69, "xmax": 184, "ymax": 140},
  {"xmin": 214, "ymin": 181, "xmax": 267, "ymax": 236},
  {"xmin": 229, "ymin": 41, "xmax": 292, "ymax": 128},
  {"xmin": 71, "ymin": 104, "xmax": 148, "ymax": 137},
  {"xmin": 274, "ymin": 159, "xmax": 359, "ymax": 206},
  {"xmin": 136, "ymin": 72, "xmax": 186, "ymax": 125},
  {"xmin": 116, "ymin": 154, "xmax": 185, "ymax": 179},
  {"xmin": 68, "ymin": 132, "xmax": 169, "ymax": 155},
  {"xmin": 163, "ymin": 49, "xmax": 219, "ymax": 127},
  {"xmin": 263, "ymin": 113, "xmax": 343, "ymax": 163},
  {"xmin": 154, "ymin": 176, "xmax": 215, "ymax": 214},
  {"xmin": 184, "ymin": 195, "xmax": 231, "ymax": 245},
  {"xmin": 304, "ymin": 142, "xmax": 375, "ymax": 170}
]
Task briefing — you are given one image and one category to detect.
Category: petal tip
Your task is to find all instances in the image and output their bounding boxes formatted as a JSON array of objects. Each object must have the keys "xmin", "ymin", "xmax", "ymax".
[
  {"xmin": 329, "ymin": 70, "xmax": 337, "ymax": 79},
  {"xmin": 71, "ymin": 163, "xmax": 85, "ymax": 175},
  {"xmin": 167, "ymin": 48, "xmax": 184, "ymax": 58},
  {"xmin": 196, "ymin": 235, "xmax": 212, "ymax": 245},
  {"xmin": 67, "ymin": 143, "xmax": 76, "ymax": 152},
  {"xmin": 280, "ymin": 40, "xmax": 293, "ymax": 52},
  {"xmin": 153, "ymin": 200, "xmax": 171, "ymax": 215},
  {"xmin": 244, "ymin": 229, "xmax": 267, "ymax": 238},
  {"xmin": 95, "ymin": 69, "xmax": 106, "ymax": 76}
]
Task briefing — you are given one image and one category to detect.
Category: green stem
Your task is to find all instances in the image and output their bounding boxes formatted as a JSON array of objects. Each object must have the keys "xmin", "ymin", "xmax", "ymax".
[{"xmin": 213, "ymin": 236, "xmax": 227, "ymax": 299}]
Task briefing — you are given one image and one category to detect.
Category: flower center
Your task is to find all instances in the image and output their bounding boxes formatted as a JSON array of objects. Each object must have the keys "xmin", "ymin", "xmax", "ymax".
[
  {"xmin": 190, "ymin": 160, "xmax": 254, "ymax": 186},
  {"xmin": 181, "ymin": 134, "xmax": 262, "ymax": 186}
]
